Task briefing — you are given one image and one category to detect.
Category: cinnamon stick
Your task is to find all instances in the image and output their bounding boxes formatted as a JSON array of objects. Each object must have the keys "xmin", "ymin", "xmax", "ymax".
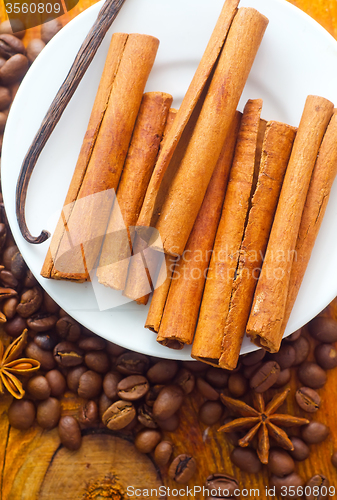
[
  {"xmin": 97, "ymin": 92, "xmax": 172, "ymax": 290},
  {"xmin": 191, "ymin": 99, "xmax": 263, "ymax": 365},
  {"xmin": 246, "ymin": 95, "xmax": 334, "ymax": 353},
  {"xmin": 280, "ymin": 110, "xmax": 337, "ymax": 334},
  {"xmin": 156, "ymin": 111, "xmax": 242, "ymax": 348},
  {"xmin": 153, "ymin": 8, "xmax": 268, "ymax": 256},
  {"xmin": 219, "ymin": 121, "xmax": 296, "ymax": 370},
  {"xmin": 41, "ymin": 34, "xmax": 159, "ymax": 282}
]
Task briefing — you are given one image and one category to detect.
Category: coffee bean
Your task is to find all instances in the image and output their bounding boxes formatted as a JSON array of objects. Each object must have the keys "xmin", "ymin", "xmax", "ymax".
[
  {"xmin": 117, "ymin": 375, "xmax": 149, "ymax": 401},
  {"xmin": 0, "ymin": 222, "xmax": 6, "ymax": 250},
  {"xmin": 137, "ymin": 404, "xmax": 157, "ymax": 429},
  {"xmin": 297, "ymin": 362, "xmax": 327, "ymax": 389},
  {"xmin": 292, "ymin": 336, "xmax": 310, "ymax": 366},
  {"xmin": 270, "ymin": 473, "xmax": 305, "ymax": 500},
  {"xmin": 273, "ymin": 368, "xmax": 291, "ymax": 388},
  {"xmin": 168, "ymin": 454, "xmax": 197, "ymax": 483},
  {"xmin": 45, "ymin": 369, "xmax": 66, "ymax": 397},
  {"xmin": 145, "ymin": 385, "xmax": 163, "ymax": 407},
  {"xmin": 3, "ymin": 245, "xmax": 18, "ymax": 269},
  {"xmin": 103, "ymin": 371, "xmax": 122, "ymax": 400},
  {"xmin": 58, "ymin": 416, "xmax": 82, "ymax": 451},
  {"xmin": 67, "ymin": 366, "xmax": 87, "ymax": 393},
  {"xmin": 196, "ymin": 377, "xmax": 219, "ymax": 400},
  {"xmin": 241, "ymin": 348, "xmax": 266, "ymax": 366},
  {"xmin": 41, "ymin": 19, "xmax": 62, "ymax": 43},
  {"xmin": 182, "ymin": 360, "xmax": 207, "ymax": 374},
  {"xmin": 106, "ymin": 341, "xmax": 126, "ymax": 357},
  {"xmin": 268, "ymin": 448, "xmax": 295, "ymax": 477},
  {"xmin": 99, "ymin": 393, "xmax": 113, "ymax": 419},
  {"xmin": 250, "ymin": 361, "xmax": 280, "ymax": 393},
  {"xmin": 301, "ymin": 422, "xmax": 329, "ymax": 444},
  {"xmin": 2, "ymin": 297, "xmax": 19, "ymax": 319},
  {"xmin": 34, "ymin": 333, "xmax": 58, "ymax": 351},
  {"xmin": 36, "ymin": 397, "xmax": 61, "ymax": 429},
  {"xmin": 10, "ymin": 251, "xmax": 27, "ymax": 279},
  {"xmin": 116, "ymin": 352, "xmax": 149, "ymax": 375},
  {"xmin": 198, "ymin": 401, "xmax": 223, "ymax": 426},
  {"xmin": 0, "ymin": 86, "xmax": 11, "ymax": 111},
  {"xmin": 228, "ymin": 373, "xmax": 248, "ymax": 398},
  {"xmin": 305, "ymin": 475, "xmax": 329, "ymax": 500},
  {"xmin": 134, "ymin": 429, "xmax": 161, "ymax": 454},
  {"xmin": 153, "ymin": 385, "xmax": 184, "ymax": 420},
  {"xmin": 156, "ymin": 413, "xmax": 180, "ymax": 432},
  {"xmin": 0, "ymin": 269, "xmax": 18, "ymax": 288},
  {"xmin": 173, "ymin": 368, "xmax": 195, "ymax": 394},
  {"xmin": 78, "ymin": 400, "xmax": 98, "ymax": 428},
  {"xmin": 230, "ymin": 447, "xmax": 261, "ymax": 473},
  {"xmin": 285, "ymin": 328, "xmax": 302, "ymax": 342},
  {"xmin": 154, "ymin": 441, "xmax": 173, "ymax": 467},
  {"xmin": 0, "ymin": 54, "xmax": 28, "ymax": 84},
  {"xmin": 26, "ymin": 38, "xmax": 46, "ymax": 63},
  {"xmin": 84, "ymin": 351, "xmax": 110, "ymax": 373},
  {"xmin": 27, "ymin": 312, "xmax": 58, "ymax": 332},
  {"xmin": 102, "ymin": 400, "xmax": 136, "ymax": 430},
  {"xmin": 295, "ymin": 387, "xmax": 321, "ymax": 412},
  {"xmin": 0, "ymin": 34, "xmax": 25, "ymax": 58},
  {"xmin": 8, "ymin": 399, "xmax": 36, "ymax": 429},
  {"xmin": 16, "ymin": 287, "xmax": 43, "ymax": 318},
  {"xmin": 24, "ymin": 270, "xmax": 38, "ymax": 288},
  {"xmin": 242, "ymin": 362, "xmax": 263, "ymax": 379},
  {"xmin": 43, "ymin": 292, "xmax": 60, "ymax": 314},
  {"xmin": 314, "ymin": 343, "xmax": 337, "ymax": 370},
  {"xmin": 27, "ymin": 375, "xmax": 51, "ymax": 400},
  {"xmin": 0, "ymin": 20, "xmax": 25, "ymax": 39},
  {"xmin": 54, "ymin": 341, "xmax": 84, "ymax": 367},
  {"xmin": 78, "ymin": 370, "xmax": 102, "ymax": 399},
  {"xmin": 308, "ymin": 316, "xmax": 337, "ymax": 343},
  {"xmin": 331, "ymin": 451, "xmax": 337, "ymax": 468},
  {"xmin": 205, "ymin": 473, "xmax": 239, "ymax": 498},
  {"xmin": 25, "ymin": 341, "xmax": 56, "ymax": 370},
  {"xmin": 289, "ymin": 437, "xmax": 310, "ymax": 461},
  {"xmin": 205, "ymin": 367, "xmax": 229, "ymax": 388},
  {"xmin": 269, "ymin": 344, "xmax": 296, "ymax": 370},
  {"xmin": 147, "ymin": 360, "xmax": 178, "ymax": 384},
  {"xmin": 56, "ymin": 316, "xmax": 81, "ymax": 342},
  {"xmin": 78, "ymin": 336, "xmax": 106, "ymax": 351}
]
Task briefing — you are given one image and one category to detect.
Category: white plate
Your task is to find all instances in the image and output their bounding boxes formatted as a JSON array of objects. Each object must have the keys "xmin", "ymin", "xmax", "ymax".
[{"xmin": 2, "ymin": 0, "xmax": 337, "ymax": 360}]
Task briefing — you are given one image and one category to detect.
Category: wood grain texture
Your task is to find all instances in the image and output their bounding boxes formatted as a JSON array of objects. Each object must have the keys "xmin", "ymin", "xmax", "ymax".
[{"xmin": 0, "ymin": 0, "xmax": 337, "ymax": 499}]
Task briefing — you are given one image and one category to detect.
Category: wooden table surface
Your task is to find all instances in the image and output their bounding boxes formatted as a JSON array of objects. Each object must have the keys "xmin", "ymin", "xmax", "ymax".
[{"xmin": 1, "ymin": 0, "xmax": 337, "ymax": 499}]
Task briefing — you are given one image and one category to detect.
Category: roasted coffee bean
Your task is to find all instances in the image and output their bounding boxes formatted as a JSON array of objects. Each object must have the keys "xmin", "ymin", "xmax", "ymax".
[
  {"xmin": 292, "ymin": 335, "xmax": 310, "ymax": 366},
  {"xmin": 3, "ymin": 245, "xmax": 18, "ymax": 269},
  {"xmin": 250, "ymin": 361, "xmax": 280, "ymax": 393},
  {"xmin": 145, "ymin": 385, "xmax": 163, "ymax": 407},
  {"xmin": 301, "ymin": 422, "xmax": 330, "ymax": 444},
  {"xmin": 196, "ymin": 377, "xmax": 219, "ymax": 400},
  {"xmin": 116, "ymin": 352, "xmax": 149, "ymax": 375},
  {"xmin": 54, "ymin": 341, "xmax": 84, "ymax": 367},
  {"xmin": 99, "ymin": 393, "xmax": 114, "ymax": 419},
  {"xmin": 102, "ymin": 400, "xmax": 136, "ymax": 430},
  {"xmin": 34, "ymin": 333, "xmax": 58, "ymax": 351},
  {"xmin": 220, "ymin": 418, "xmax": 240, "ymax": 447},
  {"xmin": 268, "ymin": 448, "xmax": 295, "ymax": 477},
  {"xmin": 289, "ymin": 437, "xmax": 310, "ymax": 461},
  {"xmin": 41, "ymin": 18, "xmax": 62, "ymax": 43},
  {"xmin": 198, "ymin": 401, "xmax": 223, "ymax": 426},
  {"xmin": 295, "ymin": 387, "xmax": 321, "ymax": 412},
  {"xmin": 173, "ymin": 368, "xmax": 195, "ymax": 394},
  {"xmin": 205, "ymin": 473, "xmax": 239, "ymax": 498},
  {"xmin": 243, "ymin": 362, "xmax": 263, "ymax": 379},
  {"xmin": 230, "ymin": 447, "xmax": 261, "ymax": 473},
  {"xmin": 78, "ymin": 336, "xmax": 106, "ymax": 351},
  {"xmin": 67, "ymin": 366, "xmax": 87, "ymax": 393},
  {"xmin": 134, "ymin": 429, "xmax": 161, "ymax": 454},
  {"xmin": 8, "ymin": 399, "xmax": 36, "ymax": 429},
  {"xmin": 43, "ymin": 292, "xmax": 60, "ymax": 314},
  {"xmin": 0, "ymin": 269, "xmax": 18, "ymax": 288},
  {"xmin": 58, "ymin": 416, "xmax": 82, "ymax": 451},
  {"xmin": 103, "ymin": 371, "xmax": 122, "ymax": 400},
  {"xmin": 45, "ymin": 369, "xmax": 66, "ymax": 397},
  {"xmin": 0, "ymin": 222, "xmax": 6, "ymax": 250},
  {"xmin": 16, "ymin": 287, "xmax": 43, "ymax": 318},
  {"xmin": 10, "ymin": 251, "xmax": 27, "ymax": 279},
  {"xmin": 331, "ymin": 451, "xmax": 337, "ymax": 468},
  {"xmin": 270, "ymin": 473, "xmax": 305, "ymax": 500},
  {"xmin": 0, "ymin": 86, "xmax": 11, "ymax": 111},
  {"xmin": 182, "ymin": 360, "xmax": 207, "ymax": 374},
  {"xmin": 117, "ymin": 375, "xmax": 149, "ymax": 401},
  {"xmin": 297, "ymin": 362, "xmax": 327, "ymax": 389},
  {"xmin": 147, "ymin": 359, "xmax": 178, "ymax": 384},
  {"xmin": 308, "ymin": 316, "xmax": 337, "ymax": 343},
  {"xmin": 205, "ymin": 367, "xmax": 229, "ymax": 388},
  {"xmin": 36, "ymin": 397, "xmax": 61, "ymax": 429},
  {"xmin": 78, "ymin": 400, "xmax": 98, "ymax": 428},
  {"xmin": 137, "ymin": 404, "xmax": 157, "ymax": 429},
  {"xmin": 56, "ymin": 316, "xmax": 81, "ymax": 342},
  {"xmin": 269, "ymin": 344, "xmax": 296, "ymax": 370},
  {"xmin": 0, "ymin": 54, "xmax": 28, "ymax": 84},
  {"xmin": 27, "ymin": 375, "xmax": 51, "ymax": 400},
  {"xmin": 0, "ymin": 34, "xmax": 25, "ymax": 58},
  {"xmin": 106, "ymin": 341, "xmax": 126, "ymax": 357},
  {"xmin": 156, "ymin": 413, "xmax": 180, "ymax": 432},
  {"xmin": 26, "ymin": 38, "xmax": 46, "ymax": 62},
  {"xmin": 78, "ymin": 370, "xmax": 102, "ymax": 399},
  {"xmin": 228, "ymin": 373, "xmax": 248, "ymax": 397},
  {"xmin": 273, "ymin": 368, "xmax": 291, "ymax": 387},
  {"xmin": 153, "ymin": 385, "xmax": 184, "ymax": 420},
  {"xmin": 314, "ymin": 343, "xmax": 337, "ymax": 370},
  {"xmin": 154, "ymin": 441, "xmax": 173, "ymax": 467},
  {"xmin": 2, "ymin": 297, "xmax": 19, "ymax": 319},
  {"xmin": 25, "ymin": 341, "xmax": 56, "ymax": 370},
  {"xmin": 168, "ymin": 454, "xmax": 197, "ymax": 483},
  {"xmin": 85, "ymin": 351, "xmax": 110, "ymax": 373},
  {"xmin": 122, "ymin": 415, "xmax": 139, "ymax": 432},
  {"xmin": 0, "ymin": 20, "xmax": 25, "ymax": 39},
  {"xmin": 241, "ymin": 348, "xmax": 266, "ymax": 366},
  {"xmin": 285, "ymin": 328, "xmax": 302, "ymax": 342},
  {"xmin": 305, "ymin": 474, "xmax": 329, "ymax": 500},
  {"xmin": 27, "ymin": 312, "xmax": 58, "ymax": 332},
  {"xmin": 24, "ymin": 269, "xmax": 38, "ymax": 288}
]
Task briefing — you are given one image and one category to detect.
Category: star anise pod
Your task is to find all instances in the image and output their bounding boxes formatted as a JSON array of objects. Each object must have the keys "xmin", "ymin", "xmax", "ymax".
[
  {"xmin": 0, "ymin": 329, "xmax": 40, "ymax": 399},
  {"xmin": 218, "ymin": 388, "xmax": 309, "ymax": 464}
]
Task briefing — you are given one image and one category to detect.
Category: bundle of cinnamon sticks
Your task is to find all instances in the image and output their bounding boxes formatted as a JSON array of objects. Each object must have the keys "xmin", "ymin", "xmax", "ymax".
[{"xmin": 41, "ymin": 0, "xmax": 337, "ymax": 369}]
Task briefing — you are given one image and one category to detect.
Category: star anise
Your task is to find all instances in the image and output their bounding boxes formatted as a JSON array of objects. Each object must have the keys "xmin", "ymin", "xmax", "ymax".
[
  {"xmin": 218, "ymin": 388, "xmax": 309, "ymax": 464},
  {"xmin": 0, "ymin": 330, "xmax": 40, "ymax": 399}
]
